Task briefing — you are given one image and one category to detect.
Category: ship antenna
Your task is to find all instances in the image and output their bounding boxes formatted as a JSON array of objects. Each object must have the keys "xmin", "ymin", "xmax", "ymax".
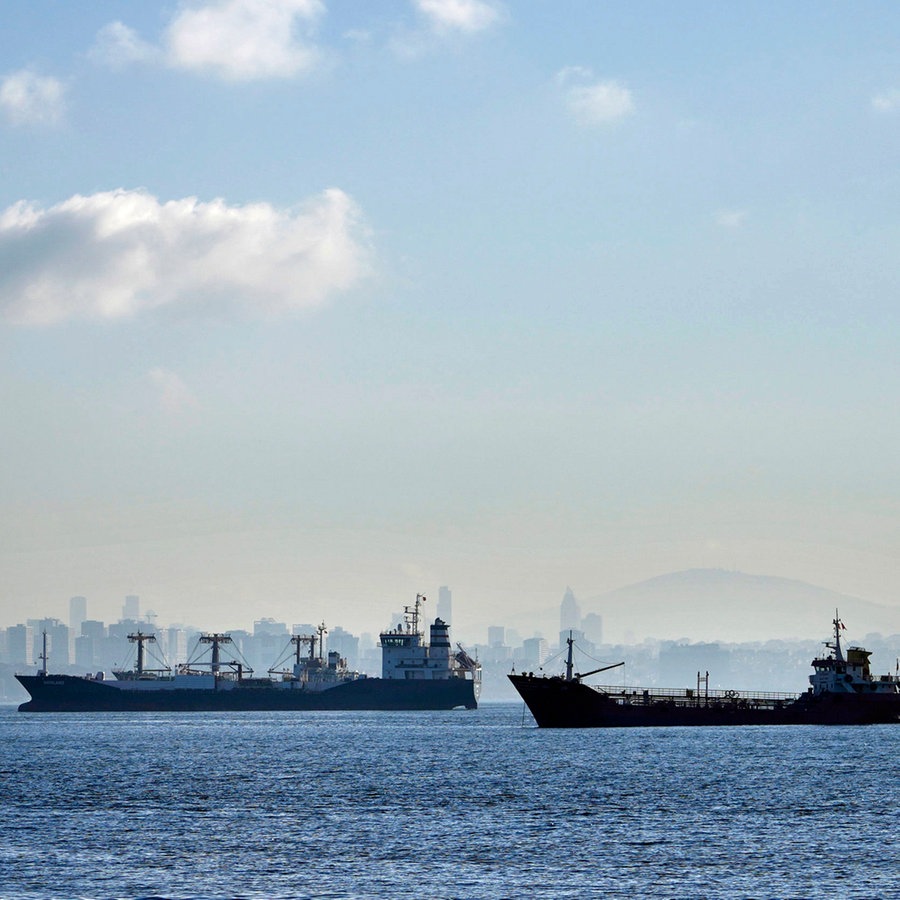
[
  {"xmin": 565, "ymin": 631, "xmax": 574, "ymax": 682},
  {"xmin": 415, "ymin": 594, "xmax": 426, "ymax": 634},
  {"xmin": 832, "ymin": 609, "xmax": 844, "ymax": 662}
]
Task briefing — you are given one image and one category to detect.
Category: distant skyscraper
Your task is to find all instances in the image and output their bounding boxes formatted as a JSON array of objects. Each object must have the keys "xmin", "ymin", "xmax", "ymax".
[
  {"xmin": 7, "ymin": 624, "xmax": 34, "ymax": 666},
  {"xmin": 582, "ymin": 612, "xmax": 603, "ymax": 645},
  {"xmin": 165, "ymin": 628, "xmax": 188, "ymax": 666},
  {"xmin": 254, "ymin": 618, "xmax": 288, "ymax": 637},
  {"xmin": 437, "ymin": 586, "xmax": 452, "ymax": 625},
  {"xmin": 327, "ymin": 626, "xmax": 360, "ymax": 669},
  {"xmin": 75, "ymin": 635, "xmax": 95, "ymax": 670},
  {"xmin": 123, "ymin": 595, "xmax": 140, "ymax": 621},
  {"xmin": 69, "ymin": 596, "xmax": 87, "ymax": 633},
  {"xmin": 28, "ymin": 618, "xmax": 71, "ymax": 666},
  {"xmin": 560, "ymin": 587, "xmax": 582, "ymax": 634},
  {"xmin": 521, "ymin": 637, "xmax": 549, "ymax": 668},
  {"xmin": 81, "ymin": 620, "xmax": 106, "ymax": 641},
  {"xmin": 487, "ymin": 625, "xmax": 505, "ymax": 647}
]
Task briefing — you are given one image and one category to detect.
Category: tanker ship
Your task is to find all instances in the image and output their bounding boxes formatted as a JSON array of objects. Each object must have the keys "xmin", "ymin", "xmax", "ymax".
[
  {"xmin": 510, "ymin": 613, "xmax": 900, "ymax": 728},
  {"xmin": 17, "ymin": 595, "xmax": 481, "ymax": 712}
]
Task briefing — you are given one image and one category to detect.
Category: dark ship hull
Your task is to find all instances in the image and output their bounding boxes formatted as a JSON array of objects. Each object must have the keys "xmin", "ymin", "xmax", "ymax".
[
  {"xmin": 17, "ymin": 673, "xmax": 478, "ymax": 713},
  {"xmin": 509, "ymin": 673, "xmax": 900, "ymax": 728}
]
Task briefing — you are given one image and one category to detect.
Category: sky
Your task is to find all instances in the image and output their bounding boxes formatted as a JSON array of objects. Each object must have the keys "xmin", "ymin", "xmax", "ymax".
[{"xmin": 3, "ymin": 0, "xmax": 900, "ymax": 642}]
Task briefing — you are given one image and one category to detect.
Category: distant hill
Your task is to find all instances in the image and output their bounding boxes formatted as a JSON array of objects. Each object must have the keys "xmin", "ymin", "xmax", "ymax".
[{"xmin": 584, "ymin": 569, "xmax": 900, "ymax": 644}]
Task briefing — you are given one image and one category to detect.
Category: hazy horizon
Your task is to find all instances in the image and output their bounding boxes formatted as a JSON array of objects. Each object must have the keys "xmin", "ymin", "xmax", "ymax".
[
  {"xmin": 6, "ymin": 568, "xmax": 900, "ymax": 651},
  {"xmin": 4, "ymin": 3, "xmax": 900, "ymax": 643}
]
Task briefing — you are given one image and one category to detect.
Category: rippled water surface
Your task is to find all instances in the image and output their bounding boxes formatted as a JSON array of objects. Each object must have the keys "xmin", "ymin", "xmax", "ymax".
[{"xmin": 1, "ymin": 704, "xmax": 898, "ymax": 899}]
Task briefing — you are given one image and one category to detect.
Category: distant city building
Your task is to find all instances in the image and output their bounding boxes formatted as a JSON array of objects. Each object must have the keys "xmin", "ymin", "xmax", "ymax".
[
  {"xmin": 560, "ymin": 586, "xmax": 582, "ymax": 634},
  {"xmin": 69, "ymin": 596, "xmax": 87, "ymax": 633},
  {"xmin": 123, "ymin": 595, "xmax": 140, "ymax": 621},
  {"xmin": 81, "ymin": 620, "xmax": 106, "ymax": 641},
  {"xmin": 75, "ymin": 635, "xmax": 95, "ymax": 670},
  {"xmin": 558, "ymin": 627, "xmax": 588, "ymax": 652},
  {"xmin": 164, "ymin": 627, "xmax": 188, "ymax": 666},
  {"xmin": 254, "ymin": 618, "xmax": 288, "ymax": 637},
  {"xmin": 437, "ymin": 586, "xmax": 452, "ymax": 626},
  {"xmin": 28, "ymin": 618, "xmax": 71, "ymax": 667},
  {"xmin": 582, "ymin": 612, "xmax": 603, "ymax": 646},
  {"xmin": 109, "ymin": 619, "xmax": 146, "ymax": 641},
  {"xmin": 327, "ymin": 626, "xmax": 360, "ymax": 669},
  {"xmin": 487, "ymin": 625, "xmax": 505, "ymax": 648},
  {"xmin": 521, "ymin": 637, "xmax": 549, "ymax": 668},
  {"xmin": 7, "ymin": 624, "xmax": 34, "ymax": 666}
]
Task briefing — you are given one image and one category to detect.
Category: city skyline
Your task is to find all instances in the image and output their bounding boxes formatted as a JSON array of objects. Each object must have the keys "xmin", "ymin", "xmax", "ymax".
[
  {"xmin": 6, "ymin": 569, "xmax": 900, "ymax": 651},
  {"xmin": 5, "ymin": 581, "xmax": 900, "ymax": 707},
  {"xmin": 4, "ymin": 3, "xmax": 900, "ymax": 637}
]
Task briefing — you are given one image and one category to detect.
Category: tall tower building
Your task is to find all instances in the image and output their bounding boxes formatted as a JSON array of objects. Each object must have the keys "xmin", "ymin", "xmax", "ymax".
[
  {"xmin": 582, "ymin": 612, "xmax": 603, "ymax": 645},
  {"xmin": 487, "ymin": 625, "xmax": 505, "ymax": 647},
  {"xmin": 123, "ymin": 595, "xmax": 140, "ymax": 621},
  {"xmin": 560, "ymin": 586, "xmax": 582, "ymax": 634},
  {"xmin": 69, "ymin": 596, "xmax": 87, "ymax": 633},
  {"xmin": 7, "ymin": 624, "xmax": 34, "ymax": 666},
  {"xmin": 437, "ymin": 586, "xmax": 452, "ymax": 625}
]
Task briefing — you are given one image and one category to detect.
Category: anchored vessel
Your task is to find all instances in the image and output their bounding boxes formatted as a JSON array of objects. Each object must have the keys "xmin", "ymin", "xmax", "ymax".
[
  {"xmin": 509, "ymin": 613, "xmax": 900, "ymax": 728},
  {"xmin": 17, "ymin": 595, "xmax": 481, "ymax": 712}
]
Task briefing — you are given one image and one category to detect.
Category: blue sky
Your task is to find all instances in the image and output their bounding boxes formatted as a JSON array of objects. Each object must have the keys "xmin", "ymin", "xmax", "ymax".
[{"xmin": 3, "ymin": 1, "xmax": 900, "ymax": 641}]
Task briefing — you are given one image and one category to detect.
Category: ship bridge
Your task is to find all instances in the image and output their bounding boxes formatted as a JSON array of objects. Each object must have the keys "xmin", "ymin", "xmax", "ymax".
[{"xmin": 378, "ymin": 595, "xmax": 458, "ymax": 681}]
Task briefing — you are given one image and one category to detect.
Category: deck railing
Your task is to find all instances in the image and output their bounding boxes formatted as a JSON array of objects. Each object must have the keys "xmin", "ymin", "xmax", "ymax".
[{"xmin": 588, "ymin": 683, "xmax": 802, "ymax": 709}]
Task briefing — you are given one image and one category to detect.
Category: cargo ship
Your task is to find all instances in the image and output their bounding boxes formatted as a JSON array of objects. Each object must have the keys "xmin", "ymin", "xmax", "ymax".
[
  {"xmin": 509, "ymin": 613, "xmax": 900, "ymax": 727},
  {"xmin": 17, "ymin": 595, "xmax": 481, "ymax": 712}
]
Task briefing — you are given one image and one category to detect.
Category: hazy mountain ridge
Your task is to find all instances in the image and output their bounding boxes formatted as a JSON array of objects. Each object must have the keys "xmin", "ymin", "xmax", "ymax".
[{"xmin": 585, "ymin": 568, "xmax": 900, "ymax": 644}]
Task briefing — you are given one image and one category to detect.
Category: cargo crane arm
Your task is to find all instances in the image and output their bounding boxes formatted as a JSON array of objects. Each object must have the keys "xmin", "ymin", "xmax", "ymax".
[{"xmin": 575, "ymin": 661, "xmax": 624, "ymax": 680}]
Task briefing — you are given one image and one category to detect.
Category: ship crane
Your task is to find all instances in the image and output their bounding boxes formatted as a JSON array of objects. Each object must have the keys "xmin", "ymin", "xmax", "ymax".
[
  {"xmin": 575, "ymin": 661, "xmax": 625, "ymax": 681},
  {"xmin": 563, "ymin": 632, "xmax": 624, "ymax": 683},
  {"xmin": 266, "ymin": 634, "xmax": 319, "ymax": 677}
]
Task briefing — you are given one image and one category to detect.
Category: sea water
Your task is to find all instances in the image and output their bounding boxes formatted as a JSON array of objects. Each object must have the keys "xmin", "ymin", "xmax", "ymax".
[{"xmin": 0, "ymin": 704, "xmax": 897, "ymax": 900}]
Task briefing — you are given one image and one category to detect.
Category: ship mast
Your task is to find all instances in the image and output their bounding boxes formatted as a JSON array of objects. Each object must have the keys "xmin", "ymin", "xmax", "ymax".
[
  {"xmin": 39, "ymin": 631, "xmax": 48, "ymax": 677},
  {"xmin": 404, "ymin": 594, "xmax": 426, "ymax": 634},
  {"xmin": 565, "ymin": 631, "xmax": 574, "ymax": 682},
  {"xmin": 830, "ymin": 610, "xmax": 844, "ymax": 662},
  {"xmin": 127, "ymin": 631, "xmax": 157, "ymax": 675},
  {"xmin": 199, "ymin": 633, "xmax": 233, "ymax": 675},
  {"xmin": 290, "ymin": 634, "xmax": 315, "ymax": 666}
]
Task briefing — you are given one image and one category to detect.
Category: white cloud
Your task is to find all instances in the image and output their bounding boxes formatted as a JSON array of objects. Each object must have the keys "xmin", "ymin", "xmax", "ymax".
[
  {"xmin": 0, "ymin": 188, "xmax": 372, "ymax": 326},
  {"xmin": 148, "ymin": 368, "xmax": 199, "ymax": 414},
  {"xmin": 90, "ymin": 21, "xmax": 161, "ymax": 68},
  {"xmin": 872, "ymin": 89, "xmax": 900, "ymax": 113},
  {"xmin": 391, "ymin": 0, "xmax": 503, "ymax": 57},
  {"xmin": 715, "ymin": 209, "xmax": 748, "ymax": 229},
  {"xmin": 557, "ymin": 67, "xmax": 634, "ymax": 125},
  {"xmin": 413, "ymin": 0, "xmax": 503, "ymax": 34},
  {"xmin": 0, "ymin": 70, "xmax": 65, "ymax": 125},
  {"xmin": 90, "ymin": 0, "xmax": 325, "ymax": 81},
  {"xmin": 165, "ymin": 0, "xmax": 325, "ymax": 80}
]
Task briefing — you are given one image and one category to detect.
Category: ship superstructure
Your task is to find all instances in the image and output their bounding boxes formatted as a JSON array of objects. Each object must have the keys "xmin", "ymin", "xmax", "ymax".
[
  {"xmin": 808, "ymin": 614, "xmax": 899, "ymax": 697},
  {"xmin": 379, "ymin": 594, "xmax": 480, "ymax": 686}
]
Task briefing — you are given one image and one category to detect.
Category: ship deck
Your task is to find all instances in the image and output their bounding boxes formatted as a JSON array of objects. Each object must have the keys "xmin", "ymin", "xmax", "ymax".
[{"xmin": 586, "ymin": 683, "xmax": 802, "ymax": 711}]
